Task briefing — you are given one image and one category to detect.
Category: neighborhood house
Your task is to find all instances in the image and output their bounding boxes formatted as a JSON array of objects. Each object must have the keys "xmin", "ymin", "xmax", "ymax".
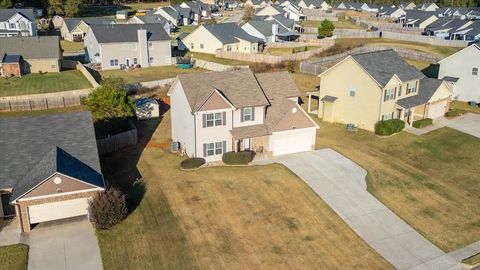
[
  {"xmin": 0, "ymin": 8, "xmax": 36, "ymax": 37},
  {"xmin": 84, "ymin": 23, "xmax": 172, "ymax": 70},
  {"xmin": 309, "ymin": 50, "xmax": 452, "ymax": 131},
  {"xmin": 168, "ymin": 70, "xmax": 318, "ymax": 162},
  {"xmin": 0, "ymin": 36, "xmax": 61, "ymax": 77},
  {"xmin": 438, "ymin": 44, "xmax": 480, "ymax": 102},
  {"xmin": 0, "ymin": 112, "xmax": 105, "ymax": 232}
]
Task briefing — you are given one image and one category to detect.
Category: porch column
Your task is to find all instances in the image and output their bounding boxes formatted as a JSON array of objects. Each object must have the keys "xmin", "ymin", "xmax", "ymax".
[
  {"xmin": 409, "ymin": 107, "xmax": 415, "ymax": 126},
  {"xmin": 307, "ymin": 92, "xmax": 312, "ymax": 113}
]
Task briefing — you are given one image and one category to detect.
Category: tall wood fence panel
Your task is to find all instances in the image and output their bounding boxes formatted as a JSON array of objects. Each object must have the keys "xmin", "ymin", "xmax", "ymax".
[
  {"xmin": 215, "ymin": 40, "xmax": 334, "ymax": 64},
  {"xmin": 0, "ymin": 89, "xmax": 92, "ymax": 112},
  {"xmin": 96, "ymin": 120, "xmax": 138, "ymax": 155}
]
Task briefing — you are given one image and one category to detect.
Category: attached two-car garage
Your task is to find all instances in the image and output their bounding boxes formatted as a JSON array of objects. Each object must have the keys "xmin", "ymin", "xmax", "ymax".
[
  {"xmin": 27, "ymin": 197, "xmax": 91, "ymax": 224},
  {"xmin": 426, "ymin": 99, "xmax": 449, "ymax": 119},
  {"xmin": 269, "ymin": 128, "xmax": 317, "ymax": 156}
]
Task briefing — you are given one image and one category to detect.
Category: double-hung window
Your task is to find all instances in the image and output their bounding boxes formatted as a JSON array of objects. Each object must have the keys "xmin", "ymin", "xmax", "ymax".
[
  {"xmin": 407, "ymin": 82, "xmax": 417, "ymax": 94},
  {"xmin": 205, "ymin": 112, "xmax": 224, "ymax": 127},
  {"xmin": 241, "ymin": 107, "xmax": 254, "ymax": 122},
  {"xmin": 204, "ymin": 141, "xmax": 226, "ymax": 157},
  {"xmin": 397, "ymin": 85, "xmax": 402, "ymax": 97},
  {"xmin": 110, "ymin": 59, "xmax": 119, "ymax": 66},
  {"xmin": 226, "ymin": 45, "xmax": 232, "ymax": 51},
  {"xmin": 384, "ymin": 88, "xmax": 395, "ymax": 101},
  {"xmin": 349, "ymin": 85, "xmax": 356, "ymax": 97},
  {"xmin": 473, "ymin": 67, "xmax": 478, "ymax": 76},
  {"xmin": 9, "ymin": 23, "xmax": 15, "ymax": 29}
]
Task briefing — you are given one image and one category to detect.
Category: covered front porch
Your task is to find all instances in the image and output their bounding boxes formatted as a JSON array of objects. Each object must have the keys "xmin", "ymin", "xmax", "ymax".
[{"xmin": 230, "ymin": 124, "xmax": 271, "ymax": 157}]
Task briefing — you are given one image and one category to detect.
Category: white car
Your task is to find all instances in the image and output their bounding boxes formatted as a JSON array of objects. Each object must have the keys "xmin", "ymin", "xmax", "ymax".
[{"xmin": 211, "ymin": 13, "xmax": 223, "ymax": 17}]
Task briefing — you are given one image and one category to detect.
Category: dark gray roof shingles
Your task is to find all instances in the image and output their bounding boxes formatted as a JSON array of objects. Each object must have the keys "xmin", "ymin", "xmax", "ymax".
[
  {"xmin": 0, "ymin": 36, "xmax": 60, "ymax": 59},
  {"xmin": 396, "ymin": 78, "xmax": 444, "ymax": 109},
  {"xmin": 0, "ymin": 112, "xmax": 103, "ymax": 195},
  {"xmin": 203, "ymin": 23, "xmax": 263, "ymax": 44},
  {"xmin": 89, "ymin": 23, "xmax": 170, "ymax": 43},
  {"xmin": 351, "ymin": 49, "xmax": 425, "ymax": 87}
]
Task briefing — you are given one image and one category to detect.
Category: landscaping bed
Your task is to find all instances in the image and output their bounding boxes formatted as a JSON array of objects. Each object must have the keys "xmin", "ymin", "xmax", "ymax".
[{"xmin": 412, "ymin": 118, "xmax": 433, "ymax": 128}]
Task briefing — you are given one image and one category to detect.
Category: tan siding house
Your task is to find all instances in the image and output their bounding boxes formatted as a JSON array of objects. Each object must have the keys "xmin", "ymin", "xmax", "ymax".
[{"xmin": 309, "ymin": 50, "xmax": 452, "ymax": 131}]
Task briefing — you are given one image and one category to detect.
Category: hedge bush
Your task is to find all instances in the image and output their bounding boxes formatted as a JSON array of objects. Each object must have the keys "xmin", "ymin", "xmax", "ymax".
[
  {"xmin": 445, "ymin": 109, "xmax": 461, "ymax": 117},
  {"xmin": 222, "ymin": 151, "xmax": 254, "ymax": 165},
  {"xmin": 89, "ymin": 188, "xmax": 127, "ymax": 230},
  {"xmin": 413, "ymin": 118, "xmax": 433, "ymax": 128},
  {"xmin": 180, "ymin": 158, "xmax": 205, "ymax": 169},
  {"xmin": 375, "ymin": 119, "xmax": 405, "ymax": 136}
]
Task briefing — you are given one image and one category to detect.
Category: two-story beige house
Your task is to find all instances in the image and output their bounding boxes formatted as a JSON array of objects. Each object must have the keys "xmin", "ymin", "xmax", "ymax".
[
  {"xmin": 308, "ymin": 50, "xmax": 452, "ymax": 131},
  {"xmin": 84, "ymin": 24, "xmax": 171, "ymax": 70},
  {"xmin": 168, "ymin": 69, "xmax": 318, "ymax": 162}
]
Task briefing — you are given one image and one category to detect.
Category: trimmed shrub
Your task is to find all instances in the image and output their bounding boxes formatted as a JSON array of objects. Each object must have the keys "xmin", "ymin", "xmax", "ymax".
[
  {"xmin": 375, "ymin": 119, "xmax": 405, "ymax": 136},
  {"xmin": 89, "ymin": 188, "xmax": 127, "ymax": 230},
  {"xmin": 412, "ymin": 118, "xmax": 433, "ymax": 128},
  {"xmin": 445, "ymin": 109, "xmax": 461, "ymax": 118},
  {"xmin": 222, "ymin": 151, "xmax": 254, "ymax": 165},
  {"xmin": 180, "ymin": 158, "xmax": 205, "ymax": 169}
]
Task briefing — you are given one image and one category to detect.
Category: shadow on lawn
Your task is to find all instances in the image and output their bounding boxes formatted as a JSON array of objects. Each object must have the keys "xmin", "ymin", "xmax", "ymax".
[{"xmin": 99, "ymin": 102, "xmax": 169, "ymax": 214}]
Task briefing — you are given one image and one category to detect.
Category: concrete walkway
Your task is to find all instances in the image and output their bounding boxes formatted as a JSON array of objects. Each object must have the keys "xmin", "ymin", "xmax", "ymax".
[
  {"xmin": 447, "ymin": 113, "xmax": 480, "ymax": 139},
  {"xmin": 404, "ymin": 114, "xmax": 480, "ymax": 138},
  {"xmin": 253, "ymin": 149, "xmax": 467, "ymax": 270},
  {"xmin": 404, "ymin": 117, "xmax": 451, "ymax": 136}
]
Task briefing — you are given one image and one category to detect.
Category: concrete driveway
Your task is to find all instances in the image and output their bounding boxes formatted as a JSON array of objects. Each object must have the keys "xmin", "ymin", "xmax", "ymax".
[
  {"xmin": 23, "ymin": 217, "xmax": 102, "ymax": 270},
  {"xmin": 448, "ymin": 113, "xmax": 480, "ymax": 138},
  {"xmin": 254, "ymin": 149, "xmax": 464, "ymax": 270}
]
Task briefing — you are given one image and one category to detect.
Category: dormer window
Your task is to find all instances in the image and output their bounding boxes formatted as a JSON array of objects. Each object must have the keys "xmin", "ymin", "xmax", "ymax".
[{"xmin": 241, "ymin": 107, "xmax": 255, "ymax": 122}]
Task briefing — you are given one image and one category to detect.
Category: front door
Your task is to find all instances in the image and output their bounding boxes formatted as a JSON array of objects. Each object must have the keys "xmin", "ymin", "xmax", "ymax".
[
  {"xmin": 244, "ymin": 138, "xmax": 250, "ymax": 150},
  {"xmin": 126, "ymin": 58, "xmax": 130, "ymax": 67}
]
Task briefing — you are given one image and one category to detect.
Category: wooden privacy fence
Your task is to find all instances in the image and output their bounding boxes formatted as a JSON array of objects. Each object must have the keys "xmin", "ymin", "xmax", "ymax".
[
  {"xmin": 334, "ymin": 29, "xmax": 380, "ymax": 38},
  {"xmin": 96, "ymin": 120, "xmax": 138, "ymax": 155},
  {"xmin": 215, "ymin": 40, "xmax": 334, "ymax": 64},
  {"xmin": 0, "ymin": 89, "xmax": 92, "ymax": 112},
  {"xmin": 300, "ymin": 46, "xmax": 442, "ymax": 75}
]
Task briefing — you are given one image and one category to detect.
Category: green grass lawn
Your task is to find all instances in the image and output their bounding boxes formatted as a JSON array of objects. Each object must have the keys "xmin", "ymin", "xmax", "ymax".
[
  {"xmin": 405, "ymin": 58, "xmax": 431, "ymax": 70},
  {"xmin": 97, "ymin": 114, "xmax": 391, "ymax": 269},
  {"xmin": 0, "ymin": 244, "xmax": 29, "ymax": 270},
  {"xmin": 266, "ymin": 46, "xmax": 319, "ymax": 56},
  {"xmin": 80, "ymin": 2, "xmax": 169, "ymax": 17},
  {"xmin": 60, "ymin": 40, "xmax": 84, "ymax": 53},
  {"xmin": 0, "ymin": 70, "xmax": 92, "ymax": 97},
  {"xmin": 100, "ymin": 65, "xmax": 207, "ymax": 84},
  {"xmin": 450, "ymin": 100, "xmax": 480, "ymax": 114},
  {"xmin": 332, "ymin": 38, "xmax": 459, "ymax": 58},
  {"xmin": 302, "ymin": 18, "xmax": 364, "ymax": 29},
  {"xmin": 315, "ymin": 122, "xmax": 480, "ymax": 252},
  {"xmin": 188, "ymin": 52, "xmax": 250, "ymax": 66}
]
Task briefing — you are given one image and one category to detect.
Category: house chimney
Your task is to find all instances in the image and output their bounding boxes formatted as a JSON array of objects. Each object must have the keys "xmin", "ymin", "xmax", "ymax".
[{"xmin": 137, "ymin": 28, "xmax": 149, "ymax": 67}]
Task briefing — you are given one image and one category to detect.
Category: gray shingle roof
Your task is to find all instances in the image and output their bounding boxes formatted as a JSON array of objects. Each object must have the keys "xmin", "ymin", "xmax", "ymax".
[
  {"xmin": 0, "ymin": 8, "xmax": 35, "ymax": 22},
  {"xmin": 135, "ymin": 10, "xmax": 168, "ymax": 24},
  {"xmin": 0, "ymin": 36, "xmax": 60, "ymax": 59},
  {"xmin": 255, "ymin": 71, "xmax": 300, "ymax": 100},
  {"xmin": 203, "ymin": 23, "xmax": 263, "ymax": 43},
  {"xmin": 89, "ymin": 23, "xmax": 170, "ymax": 43},
  {"xmin": 351, "ymin": 49, "xmax": 425, "ymax": 87},
  {"xmin": 1, "ymin": 54, "xmax": 21, "ymax": 63},
  {"xmin": 177, "ymin": 69, "xmax": 270, "ymax": 112},
  {"xmin": 63, "ymin": 17, "xmax": 115, "ymax": 32},
  {"xmin": 321, "ymin": 95, "xmax": 338, "ymax": 102},
  {"xmin": 245, "ymin": 20, "xmax": 289, "ymax": 37},
  {"xmin": 396, "ymin": 78, "xmax": 444, "ymax": 109},
  {"xmin": 0, "ymin": 112, "xmax": 103, "ymax": 194},
  {"xmin": 11, "ymin": 146, "xmax": 104, "ymax": 201}
]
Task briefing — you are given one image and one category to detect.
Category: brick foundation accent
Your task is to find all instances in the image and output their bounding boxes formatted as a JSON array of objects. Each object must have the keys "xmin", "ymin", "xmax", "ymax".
[{"xmin": 17, "ymin": 190, "xmax": 100, "ymax": 232}]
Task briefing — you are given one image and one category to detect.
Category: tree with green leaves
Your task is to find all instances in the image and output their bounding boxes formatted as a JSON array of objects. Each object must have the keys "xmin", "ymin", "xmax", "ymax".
[
  {"xmin": 318, "ymin": 19, "xmax": 335, "ymax": 37},
  {"xmin": 48, "ymin": 0, "xmax": 64, "ymax": 15},
  {"xmin": 64, "ymin": 0, "xmax": 84, "ymax": 17},
  {"xmin": 242, "ymin": 5, "xmax": 255, "ymax": 23},
  {"xmin": 86, "ymin": 77, "xmax": 135, "ymax": 122},
  {"xmin": 0, "ymin": 0, "xmax": 13, "ymax": 8}
]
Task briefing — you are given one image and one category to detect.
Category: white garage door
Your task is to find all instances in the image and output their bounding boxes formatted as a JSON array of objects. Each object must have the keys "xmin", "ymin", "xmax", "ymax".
[
  {"xmin": 28, "ymin": 197, "xmax": 90, "ymax": 224},
  {"xmin": 271, "ymin": 128, "xmax": 316, "ymax": 156},
  {"xmin": 427, "ymin": 100, "xmax": 447, "ymax": 119}
]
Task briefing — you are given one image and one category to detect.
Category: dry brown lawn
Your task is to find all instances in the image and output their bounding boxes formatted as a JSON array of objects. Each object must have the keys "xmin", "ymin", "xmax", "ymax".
[
  {"xmin": 315, "ymin": 121, "xmax": 480, "ymax": 252},
  {"xmin": 97, "ymin": 110, "xmax": 391, "ymax": 269}
]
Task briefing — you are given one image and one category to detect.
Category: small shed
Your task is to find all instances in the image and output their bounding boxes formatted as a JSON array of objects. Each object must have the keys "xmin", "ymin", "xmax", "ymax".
[
  {"xmin": 135, "ymin": 98, "xmax": 160, "ymax": 120},
  {"xmin": 0, "ymin": 54, "xmax": 23, "ymax": 77},
  {"xmin": 116, "ymin": 10, "xmax": 128, "ymax": 20}
]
